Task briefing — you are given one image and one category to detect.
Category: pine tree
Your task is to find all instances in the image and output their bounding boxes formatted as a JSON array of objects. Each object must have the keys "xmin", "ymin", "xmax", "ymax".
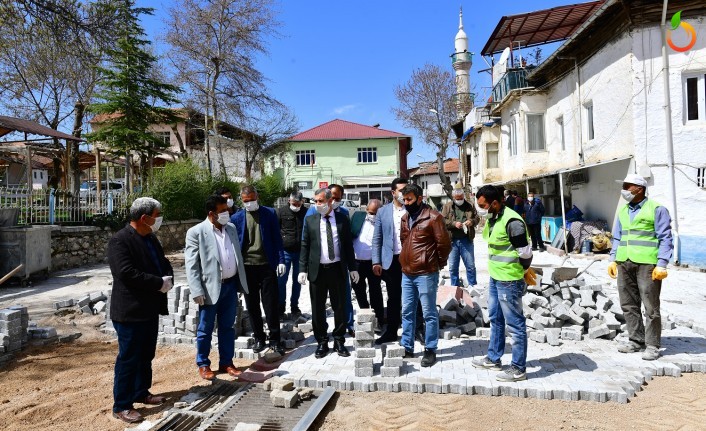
[{"xmin": 87, "ymin": 0, "xmax": 180, "ymax": 168}]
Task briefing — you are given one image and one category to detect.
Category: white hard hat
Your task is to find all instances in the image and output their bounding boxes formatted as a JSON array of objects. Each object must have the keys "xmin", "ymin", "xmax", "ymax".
[{"xmin": 617, "ymin": 174, "xmax": 647, "ymax": 187}]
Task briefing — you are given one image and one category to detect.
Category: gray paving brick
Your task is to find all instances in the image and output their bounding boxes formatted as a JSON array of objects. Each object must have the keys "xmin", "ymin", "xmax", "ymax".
[
  {"xmin": 384, "ymin": 357, "xmax": 403, "ymax": 367},
  {"xmin": 355, "ymin": 339, "xmax": 374, "ymax": 348},
  {"xmin": 385, "ymin": 345, "xmax": 405, "ymax": 358},
  {"xmin": 355, "ymin": 347, "xmax": 376, "ymax": 358},
  {"xmin": 380, "ymin": 366, "xmax": 400, "ymax": 377},
  {"xmin": 354, "ymin": 358, "xmax": 374, "ymax": 368},
  {"xmin": 356, "ymin": 309, "xmax": 376, "ymax": 323},
  {"xmin": 354, "ymin": 367, "xmax": 374, "ymax": 377}
]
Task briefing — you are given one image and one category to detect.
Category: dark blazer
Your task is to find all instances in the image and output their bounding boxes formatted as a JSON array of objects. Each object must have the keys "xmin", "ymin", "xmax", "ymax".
[
  {"xmin": 107, "ymin": 225, "xmax": 173, "ymax": 322},
  {"xmin": 350, "ymin": 210, "xmax": 367, "ymax": 239},
  {"xmin": 231, "ymin": 206, "xmax": 285, "ymax": 270},
  {"xmin": 299, "ymin": 211, "xmax": 357, "ymax": 282}
]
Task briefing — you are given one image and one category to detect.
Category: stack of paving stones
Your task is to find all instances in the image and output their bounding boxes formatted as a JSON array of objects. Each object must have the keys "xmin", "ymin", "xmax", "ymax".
[
  {"xmin": 437, "ymin": 295, "xmax": 480, "ymax": 340},
  {"xmin": 381, "ymin": 345, "xmax": 405, "ymax": 377},
  {"xmin": 264, "ymin": 376, "xmax": 314, "ymax": 408},
  {"xmin": 54, "ymin": 290, "xmax": 108, "ymax": 316},
  {"xmin": 0, "ymin": 305, "xmax": 60, "ymax": 368},
  {"xmin": 354, "ymin": 308, "xmax": 377, "ymax": 377}
]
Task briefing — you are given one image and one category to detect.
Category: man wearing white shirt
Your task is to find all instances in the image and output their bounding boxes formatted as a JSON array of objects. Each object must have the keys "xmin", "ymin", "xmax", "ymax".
[
  {"xmin": 351, "ymin": 199, "xmax": 384, "ymax": 327},
  {"xmin": 185, "ymin": 195, "xmax": 249, "ymax": 381}
]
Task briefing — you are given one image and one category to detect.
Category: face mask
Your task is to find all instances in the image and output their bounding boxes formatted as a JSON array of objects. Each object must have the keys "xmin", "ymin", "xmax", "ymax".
[
  {"xmin": 396, "ymin": 192, "xmax": 404, "ymax": 204},
  {"xmin": 527, "ymin": 196, "xmax": 534, "ymax": 202},
  {"xmin": 243, "ymin": 201, "xmax": 259, "ymax": 212},
  {"xmin": 366, "ymin": 214, "xmax": 376, "ymax": 223},
  {"xmin": 149, "ymin": 216, "xmax": 163, "ymax": 233},
  {"xmin": 454, "ymin": 199, "xmax": 465, "ymax": 206},
  {"xmin": 404, "ymin": 201, "xmax": 421, "ymax": 214},
  {"xmin": 216, "ymin": 211, "xmax": 230, "ymax": 225},
  {"xmin": 315, "ymin": 203, "xmax": 329, "ymax": 215},
  {"xmin": 621, "ymin": 190, "xmax": 635, "ymax": 202},
  {"xmin": 226, "ymin": 198, "xmax": 234, "ymax": 208},
  {"xmin": 289, "ymin": 204, "xmax": 301, "ymax": 212},
  {"xmin": 331, "ymin": 200, "xmax": 342, "ymax": 210},
  {"xmin": 476, "ymin": 206, "xmax": 489, "ymax": 218}
]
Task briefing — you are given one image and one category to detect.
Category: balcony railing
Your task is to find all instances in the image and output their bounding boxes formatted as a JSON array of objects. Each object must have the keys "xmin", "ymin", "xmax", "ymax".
[
  {"xmin": 453, "ymin": 92, "xmax": 476, "ymax": 106},
  {"xmin": 451, "ymin": 52, "xmax": 473, "ymax": 64},
  {"xmin": 491, "ymin": 67, "xmax": 534, "ymax": 105}
]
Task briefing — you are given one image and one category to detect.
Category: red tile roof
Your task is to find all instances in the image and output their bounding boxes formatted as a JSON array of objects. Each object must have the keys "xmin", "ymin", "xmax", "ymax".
[
  {"xmin": 410, "ymin": 158, "xmax": 460, "ymax": 176},
  {"xmin": 288, "ymin": 119, "xmax": 408, "ymax": 141}
]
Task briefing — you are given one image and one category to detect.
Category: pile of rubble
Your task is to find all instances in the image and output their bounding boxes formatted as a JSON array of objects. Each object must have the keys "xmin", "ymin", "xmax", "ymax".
[
  {"xmin": 55, "ymin": 291, "xmax": 108, "ymax": 315},
  {"xmin": 264, "ymin": 376, "xmax": 314, "ymax": 408}
]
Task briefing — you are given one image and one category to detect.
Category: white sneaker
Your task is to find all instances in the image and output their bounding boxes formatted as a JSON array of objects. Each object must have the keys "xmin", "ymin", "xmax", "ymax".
[{"xmin": 496, "ymin": 365, "xmax": 527, "ymax": 382}]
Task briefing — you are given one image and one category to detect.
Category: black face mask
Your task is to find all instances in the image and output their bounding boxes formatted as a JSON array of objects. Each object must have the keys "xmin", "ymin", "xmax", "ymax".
[{"xmin": 404, "ymin": 200, "xmax": 421, "ymax": 214}]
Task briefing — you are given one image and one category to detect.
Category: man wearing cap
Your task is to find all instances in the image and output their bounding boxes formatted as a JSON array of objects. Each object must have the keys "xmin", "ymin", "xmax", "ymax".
[
  {"xmin": 607, "ymin": 174, "xmax": 673, "ymax": 360},
  {"xmin": 276, "ymin": 191, "xmax": 307, "ymax": 317},
  {"xmin": 441, "ymin": 185, "xmax": 480, "ymax": 288}
]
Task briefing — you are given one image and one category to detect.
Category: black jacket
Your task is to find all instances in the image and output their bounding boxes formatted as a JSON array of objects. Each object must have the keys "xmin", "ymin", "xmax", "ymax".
[
  {"xmin": 276, "ymin": 205, "xmax": 306, "ymax": 252},
  {"xmin": 299, "ymin": 211, "xmax": 357, "ymax": 282},
  {"xmin": 107, "ymin": 225, "xmax": 173, "ymax": 322}
]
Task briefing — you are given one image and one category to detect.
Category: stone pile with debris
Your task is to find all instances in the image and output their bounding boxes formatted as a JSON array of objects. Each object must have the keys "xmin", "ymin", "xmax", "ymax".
[
  {"xmin": 54, "ymin": 290, "xmax": 108, "ymax": 316},
  {"xmin": 1, "ymin": 305, "xmax": 71, "ymax": 368},
  {"xmin": 264, "ymin": 376, "xmax": 314, "ymax": 408}
]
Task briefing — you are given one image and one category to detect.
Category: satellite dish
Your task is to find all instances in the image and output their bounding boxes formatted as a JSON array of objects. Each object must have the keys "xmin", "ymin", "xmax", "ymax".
[{"xmin": 498, "ymin": 47, "xmax": 511, "ymax": 67}]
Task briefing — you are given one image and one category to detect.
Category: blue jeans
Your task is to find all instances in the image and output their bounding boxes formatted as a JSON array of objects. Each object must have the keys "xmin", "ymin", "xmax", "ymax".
[
  {"xmin": 278, "ymin": 250, "xmax": 301, "ymax": 312},
  {"xmin": 400, "ymin": 272, "xmax": 439, "ymax": 351},
  {"xmin": 113, "ymin": 318, "xmax": 159, "ymax": 412},
  {"xmin": 196, "ymin": 277, "xmax": 238, "ymax": 368},
  {"xmin": 487, "ymin": 277, "xmax": 527, "ymax": 371},
  {"xmin": 449, "ymin": 237, "xmax": 477, "ymax": 286}
]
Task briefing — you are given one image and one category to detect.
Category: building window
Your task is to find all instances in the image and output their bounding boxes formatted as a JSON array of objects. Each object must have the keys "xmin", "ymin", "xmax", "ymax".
[
  {"xmin": 557, "ymin": 116, "xmax": 565, "ymax": 151},
  {"xmin": 154, "ymin": 131, "xmax": 171, "ymax": 147},
  {"xmin": 472, "ymin": 145, "xmax": 479, "ymax": 176},
  {"xmin": 507, "ymin": 119, "xmax": 517, "ymax": 156},
  {"xmin": 527, "ymin": 113, "xmax": 545, "ymax": 151},
  {"xmin": 585, "ymin": 102, "xmax": 594, "ymax": 141},
  {"xmin": 486, "ymin": 142, "xmax": 499, "ymax": 168},
  {"xmin": 684, "ymin": 74, "xmax": 706, "ymax": 122},
  {"xmin": 357, "ymin": 147, "xmax": 377, "ymax": 163},
  {"xmin": 698, "ymin": 167, "xmax": 706, "ymax": 188},
  {"xmin": 295, "ymin": 150, "xmax": 315, "ymax": 166}
]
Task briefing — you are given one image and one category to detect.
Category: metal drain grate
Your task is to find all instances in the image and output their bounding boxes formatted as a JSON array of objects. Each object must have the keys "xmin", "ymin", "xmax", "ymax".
[{"xmin": 191, "ymin": 383, "xmax": 246, "ymax": 413}]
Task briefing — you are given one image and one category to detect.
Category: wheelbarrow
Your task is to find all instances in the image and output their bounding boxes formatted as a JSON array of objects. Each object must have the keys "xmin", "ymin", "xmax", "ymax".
[{"xmin": 530, "ymin": 256, "xmax": 598, "ymax": 285}]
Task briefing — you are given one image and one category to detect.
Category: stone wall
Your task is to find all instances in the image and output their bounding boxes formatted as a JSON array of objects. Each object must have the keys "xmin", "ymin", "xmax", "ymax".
[{"xmin": 50, "ymin": 219, "xmax": 200, "ymax": 271}]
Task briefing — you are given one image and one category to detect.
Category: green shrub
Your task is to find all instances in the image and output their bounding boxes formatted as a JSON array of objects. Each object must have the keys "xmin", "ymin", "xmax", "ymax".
[
  {"xmin": 251, "ymin": 174, "xmax": 285, "ymax": 207},
  {"xmin": 148, "ymin": 159, "xmax": 213, "ymax": 220}
]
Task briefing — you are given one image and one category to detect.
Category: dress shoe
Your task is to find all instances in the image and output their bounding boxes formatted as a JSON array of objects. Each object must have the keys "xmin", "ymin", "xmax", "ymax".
[
  {"xmin": 136, "ymin": 394, "xmax": 166, "ymax": 405},
  {"xmin": 333, "ymin": 339, "xmax": 350, "ymax": 357},
  {"xmin": 252, "ymin": 339, "xmax": 267, "ymax": 353},
  {"xmin": 421, "ymin": 349, "xmax": 436, "ymax": 367},
  {"xmin": 113, "ymin": 409, "xmax": 143, "ymax": 424},
  {"xmin": 199, "ymin": 366, "xmax": 215, "ymax": 380},
  {"xmin": 374, "ymin": 330, "xmax": 398, "ymax": 345},
  {"xmin": 218, "ymin": 364, "xmax": 242, "ymax": 377},
  {"xmin": 314, "ymin": 340, "xmax": 330, "ymax": 359},
  {"xmin": 269, "ymin": 341, "xmax": 286, "ymax": 356},
  {"xmin": 347, "ymin": 328, "xmax": 355, "ymax": 337}
]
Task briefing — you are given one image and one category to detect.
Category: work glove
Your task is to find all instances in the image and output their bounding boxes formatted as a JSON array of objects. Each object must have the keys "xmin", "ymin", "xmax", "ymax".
[
  {"xmin": 652, "ymin": 267, "xmax": 668, "ymax": 281},
  {"xmin": 607, "ymin": 262, "xmax": 618, "ymax": 279},
  {"xmin": 193, "ymin": 295, "xmax": 205, "ymax": 306},
  {"xmin": 159, "ymin": 276, "xmax": 173, "ymax": 293},
  {"xmin": 523, "ymin": 268, "xmax": 537, "ymax": 286},
  {"xmin": 297, "ymin": 272, "xmax": 308, "ymax": 285},
  {"xmin": 350, "ymin": 271, "xmax": 360, "ymax": 284},
  {"xmin": 277, "ymin": 263, "xmax": 286, "ymax": 277}
]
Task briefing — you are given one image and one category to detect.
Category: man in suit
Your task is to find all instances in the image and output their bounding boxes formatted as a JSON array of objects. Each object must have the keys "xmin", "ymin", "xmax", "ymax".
[
  {"xmin": 108, "ymin": 197, "xmax": 174, "ymax": 424},
  {"xmin": 185, "ymin": 195, "xmax": 249, "ymax": 381},
  {"xmin": 298, "ymin": 187, "xmax": 359, "ymax": 358},
  {"xmin": 276, "ymin": 191, "xmax": 307, "ymax": 317},
  {"xmin": 231, "ymin": 185, "xmax": 286, "ymax": 355},
  {"xmin": 372, "ymin": 178, "xmax": 425, "ymax": 345},
  {"xmin": 350, "ymin": 198, "xmax": 384, "ymax": 327}
]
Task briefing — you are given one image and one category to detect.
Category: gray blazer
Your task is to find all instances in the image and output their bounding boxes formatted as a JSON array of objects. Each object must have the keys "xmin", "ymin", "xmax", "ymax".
[{"xmin": 185, "ymin": 219, "xmax": 249, "ymax": 305}]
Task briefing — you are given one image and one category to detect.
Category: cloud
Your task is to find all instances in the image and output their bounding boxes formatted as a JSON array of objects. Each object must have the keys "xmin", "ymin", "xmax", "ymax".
[{"xmin": 331, "ymin": 104, "xmax": 358, "ymax": 115}]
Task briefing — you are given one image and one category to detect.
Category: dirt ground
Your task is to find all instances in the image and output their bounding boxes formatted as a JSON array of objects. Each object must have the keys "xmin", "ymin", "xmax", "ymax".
[{"xmin": 1, "ymin": 316, "xmax": 706, "ymax": 431}]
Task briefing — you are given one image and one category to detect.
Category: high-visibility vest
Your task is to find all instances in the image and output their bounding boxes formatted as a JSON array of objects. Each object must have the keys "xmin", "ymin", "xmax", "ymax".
[
  {"xmin": 615, "ymin": 199, "xmax": 661, "ymax": 264},
  {"xmin": 483, "ymin": 207, "xmax": 528, "ymax": 281}
]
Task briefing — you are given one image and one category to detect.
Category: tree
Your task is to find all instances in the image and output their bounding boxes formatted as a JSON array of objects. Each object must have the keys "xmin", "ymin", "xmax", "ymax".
[
  {"xmin": 86, "ymin": 0, "xmax": 181, "ymax": 191},
  {"xmin": 392, "ymin": 64, "xmax": 457, "ymax": 197},
  {"xmin": 164, "ymin": 0, "xmax": 279, "ymax": 178}
]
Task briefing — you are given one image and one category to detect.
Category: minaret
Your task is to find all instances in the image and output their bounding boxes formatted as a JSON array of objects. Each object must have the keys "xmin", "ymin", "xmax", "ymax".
[{"xmin": 452, "ymin": 7, "xmax": 473, "ymax": 121}]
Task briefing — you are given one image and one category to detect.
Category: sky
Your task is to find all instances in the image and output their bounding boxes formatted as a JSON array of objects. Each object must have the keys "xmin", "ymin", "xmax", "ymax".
[{"xmin": 140, "ymin": 0, "xmax": 574, "ymax": 167}]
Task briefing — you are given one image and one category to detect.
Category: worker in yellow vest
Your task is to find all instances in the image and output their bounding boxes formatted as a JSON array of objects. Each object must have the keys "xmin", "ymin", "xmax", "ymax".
[
  {"xmin": 607, "ymin": 174, "xmax": 673, "ymax": 361},
  {"xmin": 471, "ymin": 185, "xmax": 536, "ymax": 382}
]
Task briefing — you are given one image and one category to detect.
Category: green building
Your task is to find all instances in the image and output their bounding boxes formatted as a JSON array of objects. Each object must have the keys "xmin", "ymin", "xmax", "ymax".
[{"xmin": 265, "ymin": 119, "xmax": 411, "ymax": 204}]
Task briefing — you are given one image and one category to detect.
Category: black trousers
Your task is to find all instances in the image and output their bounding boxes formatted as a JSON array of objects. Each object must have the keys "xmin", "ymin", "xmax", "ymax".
[
  {"xmin": 528, "ymin": 223, "xmax": 544, "ymax": 250},
  {"xmin": 352, "ymin": 259, "xmax": 384, "ymax": 324},
  {"xmin": 381, "ymin": 255, "xmax": 424, "ymax": 332},
  {"xmin": 310, "ymin": 262, "xmax": 347, "ymax": 342},
  {"xmin": 113, "ymin": 318, "xmax": 158, "ymax": 412},
  {"xmin": 243, "ymin": 264, "xmax": 280, "ymax": 342}
]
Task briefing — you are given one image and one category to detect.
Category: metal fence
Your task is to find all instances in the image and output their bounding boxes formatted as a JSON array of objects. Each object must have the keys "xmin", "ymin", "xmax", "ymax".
[{"xmin": 0, "ymin": 187, "xmax": 134, "ymax": 225}]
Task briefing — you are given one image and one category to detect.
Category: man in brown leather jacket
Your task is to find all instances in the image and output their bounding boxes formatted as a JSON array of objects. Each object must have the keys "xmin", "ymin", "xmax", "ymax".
[{"xmin": 399, "ymin": 184, "xmax": 451, "ymax": 367}]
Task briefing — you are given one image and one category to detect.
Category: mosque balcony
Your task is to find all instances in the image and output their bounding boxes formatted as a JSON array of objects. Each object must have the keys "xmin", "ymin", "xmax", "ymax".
[
  {"xmin": 453, "ymin": 92, "xmax": 475, "ymax": 106},
  {"xmin": 451, "ymin": 52, "xmax": 473, "ymax": 64}
]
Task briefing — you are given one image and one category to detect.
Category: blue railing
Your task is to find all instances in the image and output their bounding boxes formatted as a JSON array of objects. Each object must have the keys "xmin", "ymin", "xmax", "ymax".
[{"xmin": 491, "ymin": 67, "xmax": 534, "ymax": 105}]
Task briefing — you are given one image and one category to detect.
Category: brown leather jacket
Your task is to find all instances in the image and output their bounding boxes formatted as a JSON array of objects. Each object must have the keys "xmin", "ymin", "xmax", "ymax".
[{"xmin": 400, "ymin": 204, "xmax": 451, "ymax": 275}]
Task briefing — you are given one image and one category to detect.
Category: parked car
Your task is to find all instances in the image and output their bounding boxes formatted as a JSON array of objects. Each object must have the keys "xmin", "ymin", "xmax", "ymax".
[{"xmin": 79, "ymin": 181, "xmax": 125, "ymax": 200}]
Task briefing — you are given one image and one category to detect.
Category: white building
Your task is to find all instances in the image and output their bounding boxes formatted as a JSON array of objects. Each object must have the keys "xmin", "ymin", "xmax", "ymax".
[
  {"xmin": 409, "ymin": 158, "xmax": 460, "ymax": 209},
  {"xmin": 463, "ymin": 0, "xmax": 706, "ymax": 268}
]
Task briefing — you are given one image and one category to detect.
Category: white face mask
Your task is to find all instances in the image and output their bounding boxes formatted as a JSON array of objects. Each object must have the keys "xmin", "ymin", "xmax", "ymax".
[
  {"xmin": 527, "ymin": 196, "xmax": 534, "ymax": 202},
  {"xmin": 226, "ymin": 198, "xmax": 234, "ymax": 208},
  {"xmin": 475, "ymin": 206, "xmax": 489, "ymax": 218},
  {"xmin": 366, "ymin": 214, "xmax": 376, "ymax": 223},
  {"xmin": 243, "ymin": 200, "xmax": 259, "ymax": 212},
  {"xmin": 331, "ymin": 200, "xmax": 342, "ymax": 210},
  {"xmin": 396, "ymin": 192, "xmax": 404, "ymax": 204},
  {"xmin": 454, "ymin": 199, "xmax": 465, "ymax": 206},
  {"xmin": 149, "ymin": 216, "xmax": 163, "ymax": 233},
  {"xmin": 217, "ymin": 211, "xmax": 230, "ymax": 226},
  {"xmin": 621, "ymin": 190, "xmax": 635, "ymax": 202},
  {"xmin": 315, "ymin": 203, "xmax": 329, "ymax": 215},
  {"xmin": 289, "ymin": 204, "xmax": 301, "ymax": 212}
]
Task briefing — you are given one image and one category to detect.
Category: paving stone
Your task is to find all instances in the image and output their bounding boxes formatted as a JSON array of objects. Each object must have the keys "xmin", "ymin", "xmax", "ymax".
[
  {"xmin": 270, "ymin": 377, "xmax": 294, "ymax": 391},
  {"xmin": 356, "ymin": 348, "xmax": 376, "ymax": 358},
  {"xmin": 438, "ymin": 309, "xmax": 457, "ymax": 324},
  {"xmin": 544, "ymin": 328, "xmax": 562, "ymax": 346},
  {"xmin": 354, "ymin": 367, "xmax": 374, "ymax": 377},
  {"xmin": 380, "ymin": 366, "xmax": 400, "ymax": 377},
  {"xmin": 356, "ymin": 309, "xmax": 376, "ymax": 323},
  {"xmin": 439, "ymin": 297, "xmax": 459, "ymax": 311},
  {"xmin": 588, "ymin": 324, "xmax": 611, "ymax": 339},
  {"xmin": 476, "ymin": 328, "xmax": 491, "ymax": 338},
  {"xmin": 355, "ymin": 322, "xmax": 373, "ymax": 332},
  {"xmin": 458, "ymin": 322, "xmax": 476, "ymax": 333},
  {"xmin": 385, "ymin": 345, "xmax": 406, "ymax": 358},
  {"xmin": 529, "ymin": 331, "xmax": 547, "ymax": 343},
  {"xmin": 459, "ymin": 304, "xmax": 477, "ymax": 320},
  {"xmin": 383, "ymin": 357, "xmax": 403, "ymax": 367},
  {"xmin": 283, "ymin": 339, "xmax": 296, "ymax": 349},
  {"xmin": 354, "ymin": 358, "xmax": 374, "ymax": 368},
  {"xmin": 297, "ymin": 323, "xmax": 313, "ymax": 332},
  {"xmin": 355, "ymin": 331, "xmax": 375, "ymax": 341},
  {"xmin": 560, "ymin": 326, "xmax": 583, "ymax": 341},
  {"xmin": 355, "ymin": 339, "xmax": 374, "ymax": 349},
  {"xmin": 662, "ymin": 320, "xmax": 676, "ymax": 330},
  {"xmin": 76, "ymin": 296, "xmax": 91, "ymax": 308}
]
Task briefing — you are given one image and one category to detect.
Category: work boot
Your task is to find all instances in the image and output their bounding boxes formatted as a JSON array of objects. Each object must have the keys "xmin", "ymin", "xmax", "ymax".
[{"xmin": 420, "ymin": 349, "xmax": 436, "ymax": 367}]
